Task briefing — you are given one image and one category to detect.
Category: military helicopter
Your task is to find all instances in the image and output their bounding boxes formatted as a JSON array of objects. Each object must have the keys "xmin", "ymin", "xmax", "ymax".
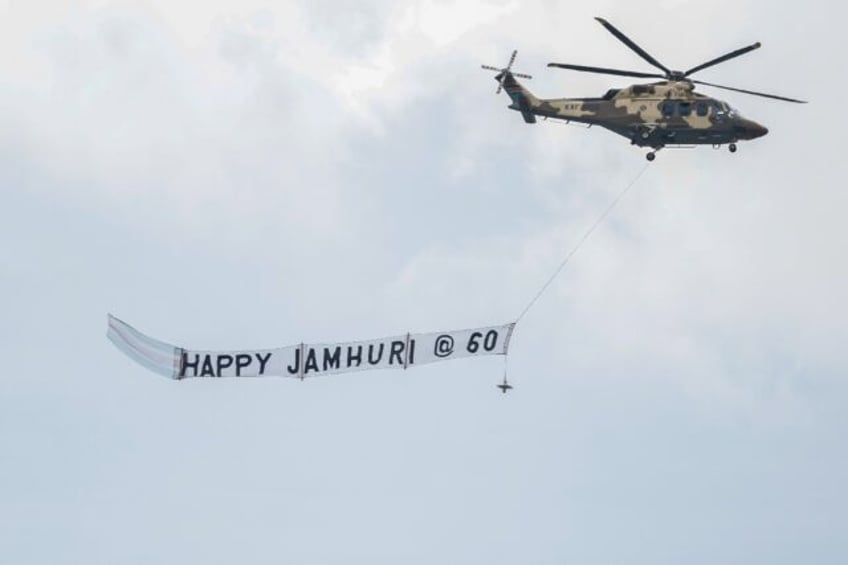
[{"xmin": 482, "ymin": 17, "xmax": 806, "ymax": 160}]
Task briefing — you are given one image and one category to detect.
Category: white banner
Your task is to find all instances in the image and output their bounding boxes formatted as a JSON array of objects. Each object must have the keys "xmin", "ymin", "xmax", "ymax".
[{"xmin": 107, "ymin": 315, "xmax": 515, "ymax": 380}]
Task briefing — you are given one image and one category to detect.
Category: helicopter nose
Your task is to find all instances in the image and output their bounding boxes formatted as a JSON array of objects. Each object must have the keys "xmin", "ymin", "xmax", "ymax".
[
  {"xmin": 738, "ymin": 120, "xmax": 768, "ymax": 139},
  {"xmin": 749, "ymin": 122, "xmax": 768, "ymax": 139}
]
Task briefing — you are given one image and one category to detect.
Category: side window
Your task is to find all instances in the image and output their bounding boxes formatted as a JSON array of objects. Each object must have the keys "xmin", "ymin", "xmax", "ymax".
[
  {"xmin": 678, "ymin": 101, "xmax": 692, "ymax": 117},
  {"xmin": 696, "ymin": 101, "xmax": 709, "ymax": 116},
  {"xmin": 712, "ymin": 100, "xmax": 727, "ymax": 120},
  {"xmin": 660, "ymin": 100, "xmax": 674, "ymax": 118}
]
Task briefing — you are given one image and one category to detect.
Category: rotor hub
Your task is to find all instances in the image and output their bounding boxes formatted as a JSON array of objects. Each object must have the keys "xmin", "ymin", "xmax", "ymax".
[{"xmin": 481, "ymin": 50, "xmax": 533, "ymax": 94}]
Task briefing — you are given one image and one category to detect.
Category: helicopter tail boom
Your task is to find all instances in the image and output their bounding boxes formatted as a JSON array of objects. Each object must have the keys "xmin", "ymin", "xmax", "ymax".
[{"xmin": 497, "ymin": 72, "xmax": 539, "ymax": 124}]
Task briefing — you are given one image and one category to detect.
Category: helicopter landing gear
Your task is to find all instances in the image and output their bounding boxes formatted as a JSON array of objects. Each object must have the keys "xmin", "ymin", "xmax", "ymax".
[
  {"xmin": 729, "ymin": 143, "xmax": 737, "ymax": 153},
  {"xmin": 646, "ymin": 152, "xmax": 656, "ymax": 161}
]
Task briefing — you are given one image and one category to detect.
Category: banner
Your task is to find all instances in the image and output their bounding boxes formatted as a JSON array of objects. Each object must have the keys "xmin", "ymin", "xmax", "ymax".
[{"xmin": 107, "ymin": 315, "xmax": 515, "ymax": 380}]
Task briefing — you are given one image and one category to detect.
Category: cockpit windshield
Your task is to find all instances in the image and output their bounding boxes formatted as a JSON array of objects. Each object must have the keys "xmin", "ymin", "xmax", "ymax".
[
  {"xmin": 711, "ymin": 100, "xmax": 741, "ymax": 118},
  {"xmin": 727, "ymin": 105, "xmax": 743, "ymax": 118}
]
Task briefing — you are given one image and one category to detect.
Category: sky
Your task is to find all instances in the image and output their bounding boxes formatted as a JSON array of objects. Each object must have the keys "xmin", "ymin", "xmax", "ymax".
[{"xmin": 1, "ymin": 0, "xmax": 846, "ymax": 563}]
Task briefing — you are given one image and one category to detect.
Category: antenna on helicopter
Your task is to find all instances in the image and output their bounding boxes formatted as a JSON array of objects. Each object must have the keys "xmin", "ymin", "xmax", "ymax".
[{"xmin": 482, "ymin": 50, "xmax": 533, "ymax": 94}]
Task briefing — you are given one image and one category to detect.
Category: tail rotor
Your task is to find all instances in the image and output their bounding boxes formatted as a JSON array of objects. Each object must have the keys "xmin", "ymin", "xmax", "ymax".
[{"xmin": 481, "ymin": 50, "xmax": 532, "ymax": 93}]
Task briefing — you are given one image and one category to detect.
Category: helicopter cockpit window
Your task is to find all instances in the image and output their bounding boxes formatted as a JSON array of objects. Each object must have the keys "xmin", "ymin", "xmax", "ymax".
[
  {"xmin": 678, "ymin": 101, "xmax": 692, "ymax": 117},
  {"xmin": 660, "ymin": 100, "xmax": 674, "ymax": 117},
  {"xmin": 712, "ymin": 100, "xmax": 728, "ymax": 120},
  {"xmin": 696, "ymin": 101, "xmax": 709, "ymax": 116}
]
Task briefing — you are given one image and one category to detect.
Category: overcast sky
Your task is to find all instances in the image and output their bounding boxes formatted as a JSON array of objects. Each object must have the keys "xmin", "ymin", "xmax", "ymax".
[{"xmin": 2, "ymin": 1, "xmax": 846, "ymax": 563}]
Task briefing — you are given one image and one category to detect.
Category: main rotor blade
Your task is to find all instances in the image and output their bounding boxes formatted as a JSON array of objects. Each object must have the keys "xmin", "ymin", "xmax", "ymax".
[
  {"xmin": 481, "ymin": 65, "xmax": 502, "ymax": 71},
  {"xmin": 547, "ymin": 62, "xmax": 665, "ymax": 79},
  {"xmin": 595, "ymin": 17, "xmax": 670, "ymax": 75},
  {"xmin": 684, "ymin": 42, "xmax": 761, "ymax": 77},
  {"xmin": 692, "ymin": 80, "xmax": 808, "ymax": 103}
]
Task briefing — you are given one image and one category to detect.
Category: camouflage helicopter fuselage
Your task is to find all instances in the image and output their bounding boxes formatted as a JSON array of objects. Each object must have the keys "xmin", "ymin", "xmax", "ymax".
[{"xmin": 499, "ymin": 72, "xmax": 768, "ymax": 150}]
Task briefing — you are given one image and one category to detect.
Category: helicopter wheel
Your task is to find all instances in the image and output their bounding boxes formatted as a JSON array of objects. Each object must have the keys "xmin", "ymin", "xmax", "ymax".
[
  {"xmin": 729, "ymin": 143, "xmax": 737, "ymax": 153},
  {"xmin": 646, "ymin": 152, "xmax": 656, "ymax": 161}
]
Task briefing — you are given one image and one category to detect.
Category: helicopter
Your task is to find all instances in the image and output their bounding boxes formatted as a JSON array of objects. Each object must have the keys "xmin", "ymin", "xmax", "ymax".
[{"xmin": 482, "ymin": 17, "xmax": 806, "ymax": 160}]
